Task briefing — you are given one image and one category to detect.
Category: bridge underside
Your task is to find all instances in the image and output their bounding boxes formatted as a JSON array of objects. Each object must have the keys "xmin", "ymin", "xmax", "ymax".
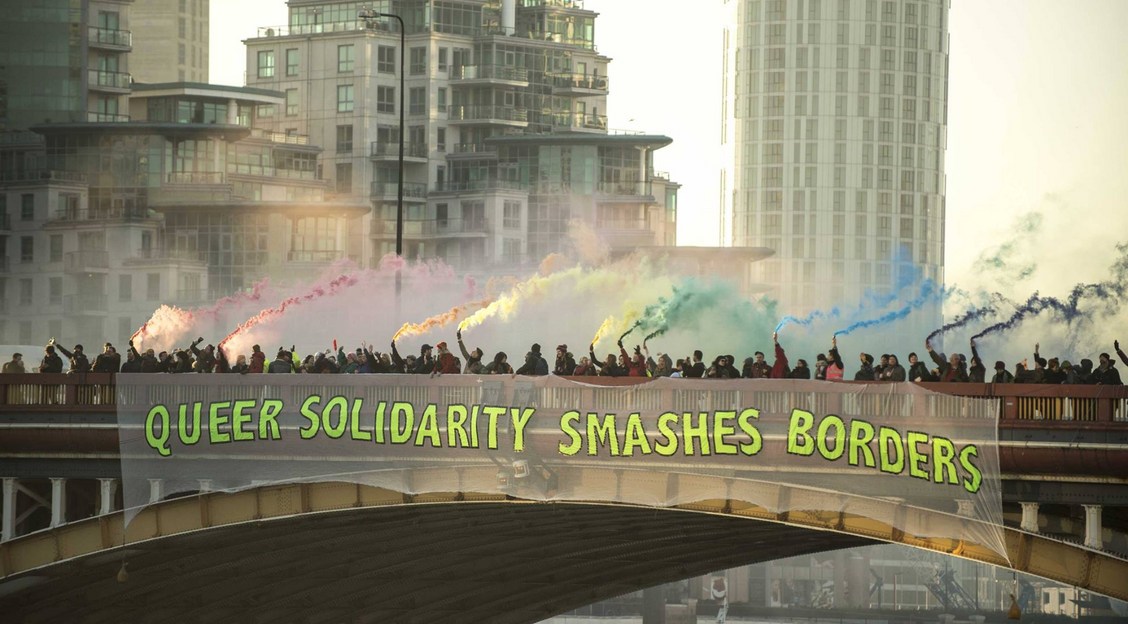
[{"xmin": 0, "ymin": 500, "xmax": 870, "ymax": 624}]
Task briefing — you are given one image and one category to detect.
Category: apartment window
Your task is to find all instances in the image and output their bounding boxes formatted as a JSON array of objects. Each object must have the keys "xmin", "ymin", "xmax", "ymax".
[
  {"xmin": 337, "ymin": 85, "xmax": 354, "ymax": 112},
  {"xmin": 437, "ymin": 87, "xmax": 447, "ymax": 113},
  {"xmin": 119, "ymin": 274, "xmax": 132, "ymax": 303},
  {"xmin": 286, "ymin": 48, "xmax": 299, "ymax": 76},
  {"xmin": 378, "ymin": 46, "xmax": 396, "ymax": 74},
  {"xmin": 410, "ymin": 47, "xmax": 426, "ymax": 75},
  {"xmin": 336, "ymin": 125, "xmax": 353, "ymax": 153},
  {"xmin": 21, "ymin": 194, "xmax": 34, "ymax": 220},
  {"xmin": 257, "ymin": 104, "xmax": 274, "ymax": 117},
  {"xmin": 438, "ymin": 48, "xmax": 449, "ymax": 72},
  {"xmin": 179, "ymin": 17, "xmax": 186, "ymax": 38},
  {"xmin": 19, "ymin": 279, "xmax": 32, "ymax": 305},
  {"xmin": 147, "ymin": 274, "xmax": 160, "ymax": 301},
  {"xmin": 48, "ymin": 277, "xmax": 62, "ymax": 305},
  {"xmin": 49, "ymin": 235, "xmax": 63, "ymax": 262},
  {"xmin": 257, "ymin": 50, "xmax": 274, "ymax": 77},
  {"xmin": 179, "ymin": 0, "xmax": 186, "ymax": 11},
  {"xmin": 336, "ymin": 163, "xmax": 353, "ymax": 194},
  {"xmin": 338, "ymin": 44, "xmax": 355, "ymax": 73},
  {"xmin": 377, "ymin": 87, "xmax": 395, "ymax": 114},
  {"xmin": 437, "ymin": 127, "xmax": 447, "ymax": 151},
  {"xmin": 409, "ymin": 87, "xmax": 426, "ymax": 115},
  {"xmin": 20, "ymin": 236, "xmax": 33, "ymax": 263},
  {"xmin": 286, "ymin": 89, "xmax": 298, "ymax": 116},
  {"xmin": 503, "ymin": 201, "xmax": 521, "ymax": 229}
]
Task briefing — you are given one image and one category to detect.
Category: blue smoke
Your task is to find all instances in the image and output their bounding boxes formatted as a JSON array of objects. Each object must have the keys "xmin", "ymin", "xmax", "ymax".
[{"xmin": 833, "ymin": 279, "xmax": 941, "ymax": 337}]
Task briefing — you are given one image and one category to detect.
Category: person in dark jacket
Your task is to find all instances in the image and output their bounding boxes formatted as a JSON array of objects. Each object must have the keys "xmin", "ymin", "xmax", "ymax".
[
  {"xmin": 92, "ymin": 343, "xmax": 121, "ymax": 373},
  {"xmin": 268, "ymin": 349, "xmax": 294, "ymax": 373},
  {"xmin": 516, "ymin": 343, "xmax": 549, "ymax": 376},
  {"xmin": 787, "ymin": 359, "xmax": 811, "ymax": 379},
  {"xmin": 171, "ymin": 349, "xmax": 193, "ymax": 373},
  {"xmin": 129, "ymin": 341, "xmax": 159, "ymax": 373},
  {"xmin": 925, "ymin": 340, "xmax": 967, "ymax": 382},
  {"xmin": 907, "ymin": 352, "xmax": 933, "ymax": 382},
  {"xmin": 157, "ymin": 351, "xmax": 173, "ymax": 373},
  {"xmin": 120, "ymin": 349, "xmax": 142, "ymax": 373},
  {"xmin": 875, "ymin": 355, "xmax": 889, "ymax": 379},
  {"xmin": 190, "ymin": 338, "xmax": 216, "ymax": 373},
  {"xmin": 39, "ymin": 345, "xmax": 63, "ymax": 373},
  {"xmin": 1044, "ymin": 358, "xmax": 1065, "ymax": 384},
  {"xmin": 485, "ymin": 351, "xmax": 513, "ymax": 375},
  {"xmin": 813, "ymin": 354, "xmax": 828, "ymax": 380},
  {"xmin": 990, "ymin": 360, "xmax": 1014, "ymax": 384},
  {"xmin": 3, "ymin": 353, "xmax": 27, "ymax": 374},
  {"xmin": 1090, "ymin": 353, "xmax": 1122, "ymax": 385},
  {"xmin": 230, "ymin": 355, "xmax": 250, "ymax": 374},
  {"xmin": 411, "ymin": 344, "xmax": 435, "ymax": 375},
  {"xmin": 854, "ymin": 353, "xmax": 876, "ymax": 381},
  {"xmin": 1061, "ymin": 361, "xmax": 1084, "ymax": 384},
  {"xmin": 589, "ymin": 344, "xmax": 620, "ymax": 377},
  {"xmin": 51, "ymin": 339, "xmax": 90, "ymax": 374},
  {"xmin": 553, "ymin": 344, "xmax": 576, "ymax": 376},
  {"xmin": 248, "ymin": 345, "xmax": 266, "ymax": 374},
  {"xmin": 968, "ymin": 341, "xmax": 988, "ymax": 383},
  {"xmin": 882, "ymin": 355, "xmax": 907, "ymax": 381},
  {"xmin": 685, "ymin": 350, "xmax": 706, "ymax": 378}
]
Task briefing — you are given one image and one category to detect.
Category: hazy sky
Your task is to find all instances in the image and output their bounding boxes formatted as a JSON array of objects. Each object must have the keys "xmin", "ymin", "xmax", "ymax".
[{"xmin": 210, "ymin": 0, "xmax": 1128, "ymax": 295}]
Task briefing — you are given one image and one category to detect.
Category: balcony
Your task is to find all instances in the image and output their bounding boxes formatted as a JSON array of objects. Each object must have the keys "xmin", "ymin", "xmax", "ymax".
[
  {"xmin": 287, "ymin": 250, "xmax": 344, "ymax": 264},
  {"xmin": 370, "ymin": 142, "xmax": 429, "ymax": 162},
  {"xmin": 226, "ymin": 165, "xmax": 320, "ymax": 181},
  {"xmin": 552, "ymin": 111, "xmax": 608, "ymax": 134},
  {"xmin": 448, "ymin": 143, "xmax": 498, "ymax": 158},
  {"xmin": 87, "ymin": 69, "xmax": 131, "ymax": 93},
  {"xmin": 519, "ymin": 31, "xmax": 597, "ymax": 52},
  {"xmin": 50, "ymin": 207, "xmax": 152, "ymax": 223},
  {"xmin": 449, "ymin": 105, "xmax": 528, "ymax": 128},
  {"xmin": 371, "ymin": 219, "xmax": 436, "ymax": 239},
  {"xmin": 0, "ymin": 169, "xmax": 87, "ymax": 186},
  {"xmin": 431, "ymin": 179, "xmax": 526, "ymax": 194},
  {"xmin": 125, "ymin": 248, "xmax": 207, "ymax": 268},
  {"xmin": 88, "ymin": 26, "xmax": 132, "ymax": 50},
  {"xmin": 451, "ymin": 64, "xmax": 529, "ymax": 87},
  {"xmin": 549, "ymin": 72, "xmax": 609, "ymax": 96},
  {"xmin": 64, "ymin": 294, "xmax": 109, "ymax": 315},
  {"xmin": 166, "ymin": 172, "xmax": 226, "ymax": 185},
  {"xmin": 370, "ymin": 181, "xmax": 428, "ymax": 202},
  {"xmin": 597, "ymin": 180, "xmax": 654, "ymax": 200},
  {"xmin": 435, "ymin": 218, "xmax": 490, "ymax": 237},
  {"xmin": 64, "ymin": 251, "xmax": 110, "ymax": 273},
  {"xmin": 86, "ymin": 111, "xmax": 131, "ymax": 123},
  {"xmin": 247, "ymin": 128, "xmax": 311, "ymax": 145}
]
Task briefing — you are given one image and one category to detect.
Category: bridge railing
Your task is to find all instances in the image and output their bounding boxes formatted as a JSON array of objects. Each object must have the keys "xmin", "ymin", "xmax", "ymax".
[{"xmin": 1, "ymin": 374, "xmax": 1127, "ymax": 424}]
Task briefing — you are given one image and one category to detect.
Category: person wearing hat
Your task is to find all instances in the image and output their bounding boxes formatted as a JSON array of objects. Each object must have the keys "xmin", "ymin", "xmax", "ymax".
[
  {"xmin": 554, "ymin": 344, "xmax": 576, "ymax": 376},
  {"xmin": 516, "ymin": 343, "xmax": 548, "ymax": 376},
  {"xmin": 990, "ymin": 359, "xmax": 1014, "ymax": 384},
  {"xmin": 50, "ymin": 338, "xmax": 91, "ymax": 374},
  {"xmin": 431, "ymin": 341, "xmax": 459, "ymax": 375},
  {"xmin": 411, "ymin": 343, "xmax": 435, "ymax": 374},
  {"xmin": 455, "ymin": 329, "xmax": 486, "ymax": 375},
  {"xmin": 92, "ymin": 342, "xmax": 121, "ymax": 373}
]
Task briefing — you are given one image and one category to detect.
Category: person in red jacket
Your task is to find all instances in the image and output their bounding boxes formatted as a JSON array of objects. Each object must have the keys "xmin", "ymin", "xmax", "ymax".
[
  {"xmin": 431, "ymin": 342, "xmax": 460, "ymax": 375},
  {"xmin": 770, "ymin": 332, "xmax": 791, "ymax": 378},
  {"xmin": 617, "ymin": 340, "xmax": 649, "ymax": 377},
  {"xmin": 248, "ymin": 344, "xmax": 266, "ymax": 373}
]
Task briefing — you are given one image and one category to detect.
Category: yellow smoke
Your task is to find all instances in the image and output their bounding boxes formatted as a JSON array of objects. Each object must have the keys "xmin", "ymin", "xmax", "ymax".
[
  {"xmin": 394, "ymin": 277, "xmax": 519, "ymax": 341},
  {"xmin": 459, "ymin": 266, "xmax": 630, "ymax": 334}
]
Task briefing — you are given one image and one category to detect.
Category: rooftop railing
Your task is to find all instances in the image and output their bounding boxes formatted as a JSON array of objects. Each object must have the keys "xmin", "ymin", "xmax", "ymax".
[{"xmin": 86, "ymin": 111, "xmax": 131, "ymax": 123}]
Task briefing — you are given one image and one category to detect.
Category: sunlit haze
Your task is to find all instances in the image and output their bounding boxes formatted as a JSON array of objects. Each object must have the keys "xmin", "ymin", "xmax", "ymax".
[{"xmin": 211, "ymin": 0, "xmax": 1128, "ymax": 297}]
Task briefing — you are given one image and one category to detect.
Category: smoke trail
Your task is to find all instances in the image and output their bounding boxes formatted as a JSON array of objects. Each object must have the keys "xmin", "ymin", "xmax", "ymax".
[
  {"xmin": 132, "ymin": 277, "xmax": 274, "ymax": 348},
  {"xmin": 925, "ymin": 306, "xmax": 996, "ymax": 345},
  {"xmin": 459, "ymin": 266, "xmax": 627, "ymax": 334},
  {"xmin": 219, "ymin": 274, "xmax": 360, "ymax": 356},
  {"xmin": 833, "ymin": 279, "xmax": 941, "ymax": 337},
  {"xmin": 971, "ymin": 211, "xmax": 1043, "ymax": 285},
  {"xmin": 775, "ymin": 307, "xmax": 842, "ymax": 334},
  {"xmin": 392, "ymin": 277, "xmax": 517, "ymax": 342}
]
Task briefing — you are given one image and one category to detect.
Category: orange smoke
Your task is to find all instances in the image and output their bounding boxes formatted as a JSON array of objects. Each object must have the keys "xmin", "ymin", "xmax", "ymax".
[{"xmin": 391, "ymin": 276, "xmax": 517, "ymax": 342}]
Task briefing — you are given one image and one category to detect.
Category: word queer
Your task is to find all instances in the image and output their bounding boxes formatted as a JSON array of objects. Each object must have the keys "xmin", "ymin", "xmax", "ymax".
[{"xmin": 141, "ymin": 399, "xmax": 982, "ymax": 493}]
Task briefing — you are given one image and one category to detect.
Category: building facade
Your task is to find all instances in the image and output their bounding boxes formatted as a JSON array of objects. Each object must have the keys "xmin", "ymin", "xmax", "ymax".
[
  {"xmin": 0, "ymin": 0, "xmax": 134, "ymax": 130},
  {"xmin": 243, "ymin": 0, "xmax": 679, "ymax": 271},
  {"xmin": 720, "ymin": 0, "xmax": 947, "ymax": 321},
  {"xmin": 130, "ymin": 0, "xmax": 210, "ymax": 84}
]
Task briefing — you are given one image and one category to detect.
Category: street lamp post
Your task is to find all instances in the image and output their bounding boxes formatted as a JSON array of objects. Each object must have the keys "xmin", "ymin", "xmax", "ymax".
[{"xmin": 360, "ymin": 9, "xmax": 405, "ymax": 301}]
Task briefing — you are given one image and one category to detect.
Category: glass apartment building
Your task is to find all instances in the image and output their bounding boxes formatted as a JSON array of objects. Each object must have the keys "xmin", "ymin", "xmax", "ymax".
[{"xmin": 720, "ymin": 0, "xmax": 947, "ymax": 330}]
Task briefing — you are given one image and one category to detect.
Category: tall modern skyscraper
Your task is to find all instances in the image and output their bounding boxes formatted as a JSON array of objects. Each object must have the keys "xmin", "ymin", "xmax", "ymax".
[
  {"xmin": 720, "ymin": 0, "xmax": 948, "ymax": 321},
  {"xmin": 130, "ymin": 0, "xmax": 210, "ymax": 83}
]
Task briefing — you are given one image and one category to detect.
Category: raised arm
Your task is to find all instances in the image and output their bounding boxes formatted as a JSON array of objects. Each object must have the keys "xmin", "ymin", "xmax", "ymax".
[
  {"xmin": 457, "ymin": 329, "xmax": 472, "ymax": 361},
  {"xmin": 971, "ymin": 339, "xmax": 981, "ymax": 366},
  {"xmin": 589, "ymin": 344, "xmax": 604, "ymax": 369},
  {"xmin": 1116, "ymin": 340, "xmax": 1128, "ymax": 367}
]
